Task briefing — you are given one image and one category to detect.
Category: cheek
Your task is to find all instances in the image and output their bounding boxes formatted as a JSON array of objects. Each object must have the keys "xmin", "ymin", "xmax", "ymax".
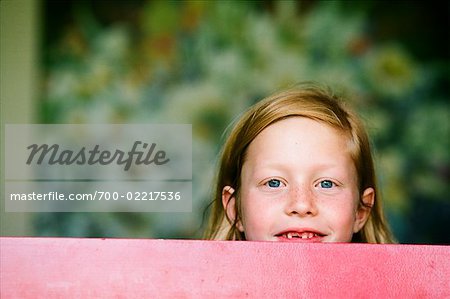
[
  {"xmin": 239, "ymin": 190, "xmax": 274, "ymax": 239},
  {"xmin": 321, "ymin": 194, "xmax": 359, "ymax": 232}
]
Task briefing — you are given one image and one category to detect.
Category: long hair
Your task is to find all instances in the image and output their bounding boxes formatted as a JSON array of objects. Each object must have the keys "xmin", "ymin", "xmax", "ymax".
[{"xmin": 204, "ymin": 84, "xmax": 395, "ymax": 243}]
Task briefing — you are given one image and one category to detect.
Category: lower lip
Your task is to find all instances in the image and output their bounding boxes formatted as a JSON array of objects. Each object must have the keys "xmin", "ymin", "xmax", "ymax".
[{"xmin": 275, "ymin": 235, "xmax": 325, "ymax": 243}]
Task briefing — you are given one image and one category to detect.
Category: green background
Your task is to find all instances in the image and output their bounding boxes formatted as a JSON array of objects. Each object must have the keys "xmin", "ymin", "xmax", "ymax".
[{"xmin": 1, "ymin": 0, "xmax": 449, "ymax": 244}]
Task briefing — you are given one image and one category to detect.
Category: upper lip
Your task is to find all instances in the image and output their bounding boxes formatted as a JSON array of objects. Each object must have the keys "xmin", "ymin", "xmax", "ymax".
[{"xmin": 275, "ymin": 228, "xmax": 326, "ymax": 238}]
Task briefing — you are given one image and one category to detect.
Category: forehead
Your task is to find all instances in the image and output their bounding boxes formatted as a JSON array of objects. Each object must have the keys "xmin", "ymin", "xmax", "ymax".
[{"xmin": 244, "ymin": 117, "xmax": 354, "ymax": 169}]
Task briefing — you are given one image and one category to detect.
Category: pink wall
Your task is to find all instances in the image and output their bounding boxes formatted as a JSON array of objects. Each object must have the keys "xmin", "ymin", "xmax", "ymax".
[{"xmin": 1, "ymin": 237, "xmax": 449, "ymax": 298}]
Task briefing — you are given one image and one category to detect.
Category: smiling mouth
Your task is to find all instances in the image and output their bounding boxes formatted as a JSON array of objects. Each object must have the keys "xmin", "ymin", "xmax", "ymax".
[{"xmin": 275, "ymin": 230, "xmax": 326, "ymax": 241}]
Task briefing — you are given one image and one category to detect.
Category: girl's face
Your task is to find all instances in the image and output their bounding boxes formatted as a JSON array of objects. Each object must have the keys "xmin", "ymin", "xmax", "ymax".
[{"xmin": 223, "ymin": 117, "xmax": 374, "ymax": 242}]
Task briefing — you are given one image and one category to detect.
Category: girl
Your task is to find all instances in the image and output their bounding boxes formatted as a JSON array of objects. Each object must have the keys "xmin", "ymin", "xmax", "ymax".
[{"xmin": 204, "ymin": 84, "xmax": 395, "ymax": 243}]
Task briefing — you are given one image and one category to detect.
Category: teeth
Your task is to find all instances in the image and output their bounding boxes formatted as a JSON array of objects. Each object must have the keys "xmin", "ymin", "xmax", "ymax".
[{"xmin": 284, "ymin": 232, "xmax": 318, "ymax": 239}]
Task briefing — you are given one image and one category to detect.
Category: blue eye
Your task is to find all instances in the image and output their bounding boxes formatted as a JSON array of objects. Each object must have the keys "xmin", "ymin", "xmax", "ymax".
[
  {"xmin": 266, "ymin": 179, "xmax": 282, "ymax": 188},
  {"xmin": 320, "ymin": 180, "xmax": 334, "ymax": 189}
]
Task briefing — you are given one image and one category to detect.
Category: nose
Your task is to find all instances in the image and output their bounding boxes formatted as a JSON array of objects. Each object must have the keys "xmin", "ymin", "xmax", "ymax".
[{"xmin": 284, "ymin": 185, "xmax": 318, "ymax": 217}]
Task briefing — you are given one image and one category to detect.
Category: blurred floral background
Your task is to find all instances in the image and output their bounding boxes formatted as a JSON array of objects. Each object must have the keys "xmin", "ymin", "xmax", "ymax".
[{"xmin": 18, "ymin": 0, "xmax": 450, "ymax": 244}]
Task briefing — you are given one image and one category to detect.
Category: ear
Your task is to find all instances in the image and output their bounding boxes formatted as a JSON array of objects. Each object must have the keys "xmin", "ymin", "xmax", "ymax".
[
  {"xmin": 353, "ymin": 187, "xmax": 375, "ymax": 233},
  {"xmin": 222, "ymin": 186, "xmax": 244, "ymax": 232}
]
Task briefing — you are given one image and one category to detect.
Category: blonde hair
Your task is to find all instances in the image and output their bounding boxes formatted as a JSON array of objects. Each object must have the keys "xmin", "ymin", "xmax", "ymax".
[{"xmin": 204, "ymin": 84, "xmax": 395, "ymax": 243}]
